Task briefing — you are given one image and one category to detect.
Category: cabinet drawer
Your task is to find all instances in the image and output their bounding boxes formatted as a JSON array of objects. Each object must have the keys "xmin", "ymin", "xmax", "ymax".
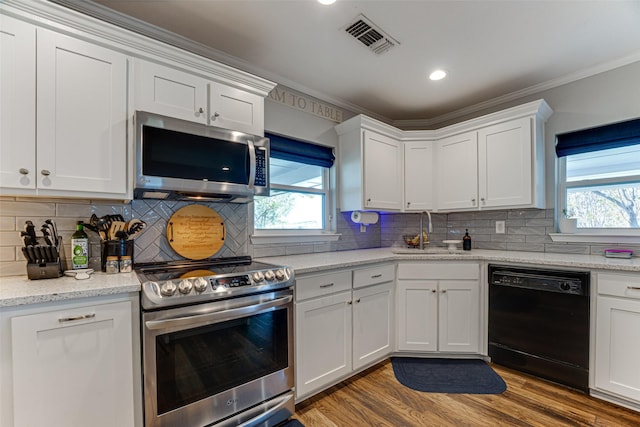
[
  {"xmin": 296, "ymin": 270, "xmax": 352, "ymax": 301},
  {"xmin": 397, "ymin": 262, "xmax": 479, "ymax": 280},
  {"xmin": 597, "ymin": 272, "xmax": 640, "ymax": 300},
  {"xmin": 353, "ymin": 264, "xmax": 394, "ymax": 289}
]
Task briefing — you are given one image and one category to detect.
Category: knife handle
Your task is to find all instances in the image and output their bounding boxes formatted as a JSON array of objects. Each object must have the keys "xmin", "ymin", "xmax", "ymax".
[{"xmin": 21, "ymin": 247, "xmax": 31, "ymax": 262}]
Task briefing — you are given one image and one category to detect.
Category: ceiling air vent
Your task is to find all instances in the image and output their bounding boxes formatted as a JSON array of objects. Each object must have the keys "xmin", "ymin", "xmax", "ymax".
[{"xmin": 344, "ymin": 14, "xmax": 399, "ymax": 54}]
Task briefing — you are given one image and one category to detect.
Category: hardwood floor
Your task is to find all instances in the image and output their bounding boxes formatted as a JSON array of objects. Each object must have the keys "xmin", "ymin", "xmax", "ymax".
[{"xmin": 292, "ymin": 360, "xmax": 640, "ymax": 426}]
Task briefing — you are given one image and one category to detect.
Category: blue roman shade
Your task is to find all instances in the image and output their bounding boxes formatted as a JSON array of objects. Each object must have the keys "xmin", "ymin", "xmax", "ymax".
[
  {"xmin": 266, "ymin": 132, "xmax": 335, "ymax": 168},
  {"xmin": 555, "ymin": 117, "xmax": 640, "ymax": 157}
]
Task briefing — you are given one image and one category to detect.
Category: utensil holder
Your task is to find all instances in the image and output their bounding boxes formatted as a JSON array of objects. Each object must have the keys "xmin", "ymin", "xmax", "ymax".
[
  {"xmin": 26, "ymin": 238, "xmax": 64, "ymax": 280},
  {"xmin": 101, "ymin": 239, "xmax": 134, "ymax": 272}
]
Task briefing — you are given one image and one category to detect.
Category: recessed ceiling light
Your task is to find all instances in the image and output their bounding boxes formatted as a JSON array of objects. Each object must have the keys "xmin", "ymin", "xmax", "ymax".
[
  {"xmin": 429, "ymin": 69, "xmax": 447, "ymax": 81},
  {"xmin": 318, "ymin": 0, "xmax": 336, "ymax": 5}
]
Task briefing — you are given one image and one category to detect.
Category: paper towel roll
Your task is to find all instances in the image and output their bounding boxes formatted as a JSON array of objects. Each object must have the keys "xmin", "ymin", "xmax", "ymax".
[{"xmin": 351, "ymin": 210, "xmax": 379, "ymax": 225}]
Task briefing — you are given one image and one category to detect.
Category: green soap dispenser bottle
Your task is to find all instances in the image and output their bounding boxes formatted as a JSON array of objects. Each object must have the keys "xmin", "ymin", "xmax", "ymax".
[
  {"xmin": 463, "ymin": 229, "xmax": 471, "ymax": 251},
  {"xmin": 71, "ymin": 222, "xmax": 89, "ymax": 269}
]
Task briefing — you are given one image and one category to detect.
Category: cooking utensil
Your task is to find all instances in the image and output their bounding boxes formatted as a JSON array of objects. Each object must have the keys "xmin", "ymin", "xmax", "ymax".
[{"xmin": 126, "ymin": 219, "xmax": 146, "ymax": 239}]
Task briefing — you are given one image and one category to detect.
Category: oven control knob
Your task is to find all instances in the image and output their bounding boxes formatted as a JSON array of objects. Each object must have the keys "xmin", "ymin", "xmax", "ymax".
[
  {"xmin": 264, "ymin": 270, "xmax": 275, "ymax": 281},
  {"xmin": 275, "ymin": 269, "xmax": 286, "ymax": 281},
  {"xmin": 179, "ymin": 279, "xmax": 193, "ymax": 294},
  {"xmin": 193, "ymin": 277, "xmax": 208, "ymax": 292},
  {"xmin": 253, "ymin": 271, "xmax": 265, "ymax": 282},
  {"xmin": 160, "ymin": 281, "xmax": 177, "ymax": 296}
]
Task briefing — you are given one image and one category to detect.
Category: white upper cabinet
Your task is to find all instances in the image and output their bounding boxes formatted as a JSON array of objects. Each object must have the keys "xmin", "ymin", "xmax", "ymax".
[
  {"xmin": 0, "ymin": 17, "xmax": 128, "ymax": 199},
  {"xmin": 0, "ymin": 16, "xmax": 36, "ymax": 191},
  {"xmin": 434, "ymin": 101, "xmax": 550, "ymax": 212},
  {"xmin": 135, "ymin": 59, "xmax": 209, "ymax": 124},
  {"xmin": 336, "ymin": 116, "xmax": 403, "ymax": 212},
  {"xmin": 403, "ymin": 140, "xmax": 434, "ymax": 211},
  {"xmin": 478, "ymin": 116, "xmax": 535, "ymax": 208},
  {"xmin": 135, "ymin": 59, "xmax": 265, "ymax": 135},
  {"xmin": 436, "ymin": 131, "xmax": 479, "ymax": 211},
  {"xmin": 37, "ymin": 29, "xmax": 128, "ymax": 196},
  {"xmin": 335, "ymin": 100, "xmax": 551, "ymax": 214}
]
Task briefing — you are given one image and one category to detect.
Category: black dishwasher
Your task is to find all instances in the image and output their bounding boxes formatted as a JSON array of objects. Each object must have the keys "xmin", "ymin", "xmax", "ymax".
[{"xmin": 488, "ymin": 264, "xmax": 590, "ymax": 392}]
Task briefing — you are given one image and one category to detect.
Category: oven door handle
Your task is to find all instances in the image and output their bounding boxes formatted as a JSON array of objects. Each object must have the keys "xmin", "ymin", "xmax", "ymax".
[{"xmin": 144, "ymin": 295, "xmax": 292, "ymax": 330}]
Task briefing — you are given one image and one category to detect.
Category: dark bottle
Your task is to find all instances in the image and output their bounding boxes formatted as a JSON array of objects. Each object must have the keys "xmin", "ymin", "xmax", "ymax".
[{"xmin": 463, "ymin": 229, "xmax": 471, "ymax": 251}]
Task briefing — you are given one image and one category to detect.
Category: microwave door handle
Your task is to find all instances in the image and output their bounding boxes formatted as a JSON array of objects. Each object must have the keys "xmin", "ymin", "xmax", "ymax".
[
  {"xmin": 247, "ymin": 139, "xmax": 256, "ymax": 189},
  {"xmin": 144, "ymin": 295, "xmax": 292, "ymax": 330}
]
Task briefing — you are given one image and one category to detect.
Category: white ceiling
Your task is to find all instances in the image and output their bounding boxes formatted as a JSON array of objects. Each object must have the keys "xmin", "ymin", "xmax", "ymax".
[{"xmin": 86, "ymin": 0, "xmax": 640, "ymax": 124}]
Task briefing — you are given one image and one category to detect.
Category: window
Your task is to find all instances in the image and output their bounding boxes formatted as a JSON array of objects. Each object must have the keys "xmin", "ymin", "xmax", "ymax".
[
  {"xmin": 556, "ymin": 118, "xmax": 640, "ymax": 234},
  {"xmin": 254, "ymin": 133, "xmax": 334, "ymax": 232}
]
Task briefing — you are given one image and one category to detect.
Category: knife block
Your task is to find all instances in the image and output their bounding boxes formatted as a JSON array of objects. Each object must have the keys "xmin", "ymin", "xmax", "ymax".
[{"xmin": 26, "ymin": 239, "xmax": 64, "ymax": 280}]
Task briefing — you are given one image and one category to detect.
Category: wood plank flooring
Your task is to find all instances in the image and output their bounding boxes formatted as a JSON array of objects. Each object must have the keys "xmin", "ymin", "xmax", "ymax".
[{"xmin": 292, "ymin": 360, "xmax": 640, "ymax": 426}]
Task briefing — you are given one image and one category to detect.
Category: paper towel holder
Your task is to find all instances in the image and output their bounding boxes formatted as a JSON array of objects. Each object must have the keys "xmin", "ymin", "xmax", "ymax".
[{"xmin": 351, "ymin": 210, "xmax": 379, "ymax": 232}]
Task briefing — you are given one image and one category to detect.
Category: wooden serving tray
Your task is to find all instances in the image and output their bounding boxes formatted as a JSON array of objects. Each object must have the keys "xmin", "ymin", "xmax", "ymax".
[{"xmin": 167, "ymin": 205, "xmax": 225, "ymax": 260}]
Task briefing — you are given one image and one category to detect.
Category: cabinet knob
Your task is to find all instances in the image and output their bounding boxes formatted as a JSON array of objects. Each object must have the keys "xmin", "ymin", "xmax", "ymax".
[
  {"xmin": 348, "ymin": 300, "xmax": 353, "ymax": 305},
  {"xmin": 196, "ymin": 107, "xmax": 204, "ymax": 115},
  {"xmin": 441, "ymin": 289, "xmax": 447, "ymax": 293},
  {"xmin": 471, "ymin": 198, "xmax": 476, "ymax": 206},
  {"xmin": 407, "ymin": 202, "xmax": 411, "ymax": 207},
  {"xmin": 211, "ymin": 112, "xmax": 220, "ymax": 121},
  {"xmin": 366, "ymin": 198, "xmax": 371, "ymax": 205},
  {"xmin": 41, "ymin": 169, "xmax": 51, "ymax": 176},
  {"xmin": 432, "ymin": 289, "xmax": 437, "ymax": 293},
  {"xmin": 481, "ymin": 197, "xmax": 486, "ymax": 205},
  {"xmin": 19, "ymin": 168, "xmax": 29, "ymax": 175}
]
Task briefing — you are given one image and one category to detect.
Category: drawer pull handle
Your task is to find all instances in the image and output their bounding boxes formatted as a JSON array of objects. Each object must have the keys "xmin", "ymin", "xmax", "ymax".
[
  {"xmin": 319, "ymin": 283, "xmax": 334, "ymax": 288},
  {"xmin": 371, "ymin": 274, "xmax": 382, "ymax": 278},
  {"xmin": 59, "ymin": 313, "xmax": 96, "ymax": 323},
  {"xmin": 628, "ymin": 286, "xmax": 640, "ymax": 291}
]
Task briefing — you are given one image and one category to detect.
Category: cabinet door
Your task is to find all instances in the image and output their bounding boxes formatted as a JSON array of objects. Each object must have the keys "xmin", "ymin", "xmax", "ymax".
[
  {"xmin": 478, "ymin": 117, "xmax": 533, "ymax": 208},
  {"xmin": 436, "ymin": 131, "xmax": 478, "ymax": 210},
  {"xmin": 353, "ymin": 281, "xmax": 394, "ymax": 370},
  {"xmin": 0, "ymin": 16, "xmax": 36, "ymax": 191},
  {"xmin": 295, "ymin": 291, "xmax": 352, "ymax": 398},
  {"xmin": 209, "ymin": 82, "xmax": 264, "ymax": 135},
  {"xmin": 11, "ymin": 300, "xmax": 135, "ymax": 427},
  {"xmin": 438, "ymin": 280, "xmax": 480, "ymax": 353},
  {"xmin": 404, "ymin": 140, "xmax": 434, "ymax": 211},
  {"xmin": 396, "ymin": 280, "xmax": 438, "ymax": 352},
  {"xmin": 135, "ymin": 59, "xmax": 208, "ymax": 123},
  {"xmin": 595, "ymin": 295, "xmax": 640, "ymax": 401},
  {"xmin": 37, "ymin": 29, "xmax": 127, "ymax": 196},
  {"xmin": 363, "ymin": 130, "xmax": 403, "ymax": 210}
]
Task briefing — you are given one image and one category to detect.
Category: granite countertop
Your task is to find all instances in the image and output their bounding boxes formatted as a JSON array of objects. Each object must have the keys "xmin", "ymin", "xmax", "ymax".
[
  {"xmin": 257, "ymin": 247, "xmax": 640, "ymax": 275},
  {"xmin": 0, "ymin": 271, "xmax": 140, "ymax": 307},
  {"xmin": 2, "ymin": 248, "xmax": 639, "ymax": 308}
]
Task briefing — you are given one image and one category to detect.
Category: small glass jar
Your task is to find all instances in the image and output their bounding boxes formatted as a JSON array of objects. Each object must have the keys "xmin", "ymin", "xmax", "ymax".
[
  {"xmin": 105, "ymin": 256, "xmax": 119, "ymax": 274},
  {"xmin": 119, "ymin": 256, "xmax": 132, "ymax": 273}
]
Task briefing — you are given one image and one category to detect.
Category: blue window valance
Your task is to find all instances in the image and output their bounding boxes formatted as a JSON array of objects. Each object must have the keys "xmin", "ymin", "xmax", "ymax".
[
  {"xmin": 555, "ymin": 117, "xmax": 640, "ymax": 157},
  {"xmin": 266, "ymin": 132, "xmax": 335, "ymax": 168}
]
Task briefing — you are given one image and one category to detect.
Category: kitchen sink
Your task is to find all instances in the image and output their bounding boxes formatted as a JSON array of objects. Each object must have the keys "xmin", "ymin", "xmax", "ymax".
[{"xmin": 391, "ymin": 247, "xmax": 465, "ymax": 255}]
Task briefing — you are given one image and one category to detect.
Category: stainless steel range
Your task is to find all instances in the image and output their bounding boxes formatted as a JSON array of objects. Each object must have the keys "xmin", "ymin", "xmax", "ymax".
[{"xmin": 137, "ymin": 256, "xmax": 295, "ymax": 427}]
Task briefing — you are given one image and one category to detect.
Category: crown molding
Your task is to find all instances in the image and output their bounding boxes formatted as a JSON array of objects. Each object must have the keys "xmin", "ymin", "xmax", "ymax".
[{"xmin": 394, "ymin": 52, "xmax": 640, "ymax": 130}]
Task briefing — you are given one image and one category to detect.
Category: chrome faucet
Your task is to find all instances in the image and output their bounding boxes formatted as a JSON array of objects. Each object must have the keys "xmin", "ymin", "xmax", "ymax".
[{"xmin": 419, "ymin": 211, "xmax": 433, "ymax": 250}]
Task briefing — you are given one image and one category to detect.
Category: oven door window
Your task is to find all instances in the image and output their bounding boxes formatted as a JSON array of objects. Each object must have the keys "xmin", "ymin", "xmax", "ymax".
[
  {"xmin": 155, "ymin": 308, "xmax": 288, "ymax": 415},
  {"xmin": 142, "ymin": 125, "xmax": 250, "ymax": 184}
]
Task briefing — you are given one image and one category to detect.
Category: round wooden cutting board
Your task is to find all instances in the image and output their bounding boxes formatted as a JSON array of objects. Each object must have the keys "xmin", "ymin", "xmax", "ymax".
[{"xmin": 167, "ymin": 205, "xmax": 225, "ymax": 260}]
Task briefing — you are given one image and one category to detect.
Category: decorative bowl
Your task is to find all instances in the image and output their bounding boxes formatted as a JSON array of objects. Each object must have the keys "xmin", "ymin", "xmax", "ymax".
[{"xmin": 403, "ymin": 233, "xmax": 428, "ymax": 248}]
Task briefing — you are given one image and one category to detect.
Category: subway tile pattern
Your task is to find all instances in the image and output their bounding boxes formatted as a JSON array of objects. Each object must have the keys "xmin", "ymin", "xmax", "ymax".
[
  {"xmin": 0, "ymin": 197, "xmax": 250, "ymax": 277},
  {"xmin": 2, "ymin": 198, "xmax": 639, "ymax": 278}
]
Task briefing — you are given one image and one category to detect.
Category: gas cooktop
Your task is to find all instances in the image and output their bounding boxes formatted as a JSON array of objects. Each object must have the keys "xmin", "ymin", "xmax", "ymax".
[{"xmin": 136, "ymin": 256, "xmax": 294, "ymax": 310}]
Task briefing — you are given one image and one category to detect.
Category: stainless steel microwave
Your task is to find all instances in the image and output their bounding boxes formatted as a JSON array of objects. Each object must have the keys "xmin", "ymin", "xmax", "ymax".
[{"xmin": 134, "ymin": 111, "xmax": 269, "ymax": 202}]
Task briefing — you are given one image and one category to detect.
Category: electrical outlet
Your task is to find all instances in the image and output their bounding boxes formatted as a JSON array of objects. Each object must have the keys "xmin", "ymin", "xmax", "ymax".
[{"xmin": 495, "ymin": 220, "xmax": 506, "ymax": 234}]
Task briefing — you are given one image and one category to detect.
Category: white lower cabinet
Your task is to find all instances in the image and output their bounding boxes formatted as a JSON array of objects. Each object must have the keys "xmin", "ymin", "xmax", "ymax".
[
  {"xmin": 593, "ymin": 272, "xmax": 640, "ymax": 407},
  {"xmin": 5, "ymin": 295, "xmax": 140, "ymax": 427},
  {"xmin": 396, "ymin": 262, "xmax": 481, "ymax": 353},
  {"xmin": 295, "ymin": 265, "xmax": 394, "ymax": 400}
]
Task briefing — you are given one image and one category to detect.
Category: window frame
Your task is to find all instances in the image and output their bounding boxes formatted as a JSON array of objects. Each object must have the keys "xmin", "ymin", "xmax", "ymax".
[
  {"xmin": 251, "ymin": 141, "xmax": 340, "ymax": 245},
  {"xmin": 555, "ymin": 155, "xmax": 640, "ymax": 243}
]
